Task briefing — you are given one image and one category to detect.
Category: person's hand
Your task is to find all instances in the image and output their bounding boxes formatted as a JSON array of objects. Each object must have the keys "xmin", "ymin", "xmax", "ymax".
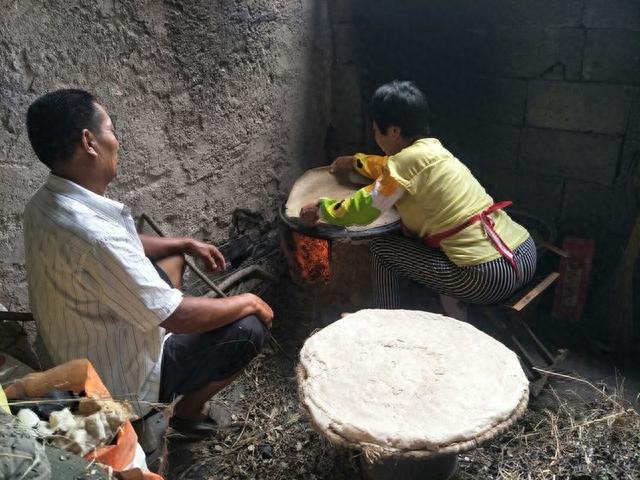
[
  {"xmin": 329, "ymin": 155, "xmax": 355, "ymax": 174},
  {"xmin": 3, "ymin": 379, "xmax": 26, "ymax": 399},
  {"xmin": 299, "ymin": 202, "xmax": 320, "ymax": 227},
  {"xmin": 245, "ymin": 293, "xmax": 274, "ymax": 328},
  {"xmin": 187, "ymin": 239, "xmax": 227, "ymax": 272}
]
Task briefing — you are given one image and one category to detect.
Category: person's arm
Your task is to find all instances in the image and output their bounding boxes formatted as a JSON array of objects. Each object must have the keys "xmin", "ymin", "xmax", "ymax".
[
  {"xmin": 139, "ymin": 234, "xmax": 226, "ymax": 271},
  {"xmin": 330, "ymin": 154, "xmax": 388, "ymax": 179},
  {"xmin": 301, "ymin": 169, "xmax": 405, "ymax": 227},
  {"xmin": 139, "ymin": 234, "xmax": 189, "ymax": 260},
  {"xmin": 88, "ymin": 233, "xmax": 270, "ymax": 335},
  {"xmin": 352, "ymin": 153, "xmax": 388, "ymax": 180},
  {"xmin": 160, "ymin": 293, "xmax": 273, "ymax": 334}
]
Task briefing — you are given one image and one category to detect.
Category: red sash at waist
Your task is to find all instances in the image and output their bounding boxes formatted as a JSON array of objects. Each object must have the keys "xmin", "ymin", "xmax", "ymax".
[{"xmin": 423, "ymin": 201, "xmax": 519, "ymax": 275}]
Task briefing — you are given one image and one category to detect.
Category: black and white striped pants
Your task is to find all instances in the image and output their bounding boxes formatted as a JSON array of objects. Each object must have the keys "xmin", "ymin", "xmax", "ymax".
[{"xmin": 371, "ymin": 235, "xmax": 537, "ymax": 308}]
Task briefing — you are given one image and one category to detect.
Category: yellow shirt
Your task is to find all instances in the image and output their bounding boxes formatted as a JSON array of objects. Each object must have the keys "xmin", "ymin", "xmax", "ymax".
[{"xmin": 388, "ymin": 138, "xmax": 529, "ymax": 266}]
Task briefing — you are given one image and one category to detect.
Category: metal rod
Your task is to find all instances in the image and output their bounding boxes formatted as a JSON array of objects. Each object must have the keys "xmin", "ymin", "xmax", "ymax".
[
  {"xmin": 139, "ymin": 213, "xmax": 227, "ymax": 298},
  {"xmin": 139, "ymin": 214, "xmax": 292, "ymax": 363}
]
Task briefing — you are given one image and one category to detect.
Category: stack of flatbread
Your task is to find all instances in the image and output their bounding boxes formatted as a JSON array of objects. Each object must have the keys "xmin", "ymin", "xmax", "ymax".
[{"xmin": 297, "ymin": 309, "xmax": 529, "ymax": 458}]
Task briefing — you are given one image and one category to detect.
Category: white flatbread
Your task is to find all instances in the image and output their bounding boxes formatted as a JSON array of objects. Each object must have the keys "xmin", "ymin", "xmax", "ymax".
[
  {"xmin": 298, "ymin": 309, "xmax": 528, "ymax": 452},
  {"xmin": 285, "ymin": 167, "xmax": 400, "ymax": 232}
]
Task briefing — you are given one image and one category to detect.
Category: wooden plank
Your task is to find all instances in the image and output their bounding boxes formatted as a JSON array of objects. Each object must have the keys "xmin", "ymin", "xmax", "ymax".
[
  {"xmin": 510, "ymin": 335, "xmax": 540, "ymax": 381},
  {"xmin": 516, "ymin": 317, "xmax": 554, "ymax": 364},
  {"xmin": 510, "ymin": 272, "xmax": 560, "ymax": 312}
]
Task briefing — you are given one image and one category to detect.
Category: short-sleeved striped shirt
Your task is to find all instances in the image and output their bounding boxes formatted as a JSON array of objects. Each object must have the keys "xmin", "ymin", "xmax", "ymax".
[{"xmin": 23, "ymin": 174, "xmax": 183, "ymax": 415}]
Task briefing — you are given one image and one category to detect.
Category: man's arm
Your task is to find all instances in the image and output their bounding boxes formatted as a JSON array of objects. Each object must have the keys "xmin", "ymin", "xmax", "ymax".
[
  {"xmin": 139, "ymin": 234, "xmax": 190, "ymax": 260},
  {"xmin": 139, "ymin": 234, "xmax": 226, "ymax": 271},
  {"xmin": 160, "ymin": 293, "xmax": 273, "ymax": 334}
]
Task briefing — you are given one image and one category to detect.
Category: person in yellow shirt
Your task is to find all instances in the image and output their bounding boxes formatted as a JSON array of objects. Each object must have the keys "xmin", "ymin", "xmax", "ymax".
[{"xmin": 300, "ymin": 80, "xmax": 536, "ymax": 308}]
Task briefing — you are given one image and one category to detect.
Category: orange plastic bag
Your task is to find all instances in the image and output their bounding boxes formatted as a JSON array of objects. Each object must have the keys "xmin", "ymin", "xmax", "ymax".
[{"xmin": 5, "ymin": 359, "xmax": 163, "ymax": 480}]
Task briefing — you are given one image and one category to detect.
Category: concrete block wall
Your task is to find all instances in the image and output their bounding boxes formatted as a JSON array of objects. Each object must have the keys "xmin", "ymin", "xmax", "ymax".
[
  {"xmin": 350, "ymin": 0, "xmax": 640, "ymax": 257},
  {"xmin": 0, "ymin": 0, "xmax": 333, "ymax": 310},
  {"xmin": 325, "ymin": 0, "xmax": 640, "ymax": 335}
]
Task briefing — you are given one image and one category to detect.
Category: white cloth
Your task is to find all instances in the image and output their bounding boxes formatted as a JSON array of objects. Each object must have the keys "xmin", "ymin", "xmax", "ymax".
[{"xmin": 23, "ymin": 174, "xmax": 183, "ymax": 415}]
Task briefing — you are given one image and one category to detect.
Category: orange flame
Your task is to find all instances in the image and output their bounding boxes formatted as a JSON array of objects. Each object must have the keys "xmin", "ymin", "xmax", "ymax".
[{"xmin": 291, "ymin": 232, "xmax": 331, "ymax": 283}]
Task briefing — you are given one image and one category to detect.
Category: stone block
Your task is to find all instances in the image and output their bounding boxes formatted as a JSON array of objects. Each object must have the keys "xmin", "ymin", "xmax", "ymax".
[
  {"xmin": 454, "ymin": 123, "xmax": 521, "ymax": 170},
  {"xmin": 561, "ymin": 179, "xmax": 614, "ymax": 233},
  {"xmin": 516, "ymin": 172, "xmax": 565, "ymax": 224},
  {"xmin": 466, "ymin": 0, "xmax": 584, "ymax": 27},
  {"xmin": 520, "ymin": 128, "xmax": 621, "ymax": 185},
  {"xmin": 584, "ymin": 0, "xmax": 640, "ymax": 29},
  {"xmin": 475, "ymin": 78, "xmax": 528, "ymax": 125},
  {"xmin": 526, "ymin": 81, "xmax": 638, "ymax": 135},
  {"xmin": 583, "ymin": 29, "xmax": 640, "ymax": 84},
  {"xmin": 471, "ymin": 167, "xmax": 563, "ymax": 224},
  {"xmin": 472, "ymin": 167, "xmax": 521, "ymax": 204},
  {"xmin": 472, "ymin": 27, "xmax": 584, "ymax": 80}
]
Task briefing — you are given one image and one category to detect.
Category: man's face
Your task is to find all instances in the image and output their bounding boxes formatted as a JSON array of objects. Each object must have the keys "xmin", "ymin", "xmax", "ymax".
[{"xmin": 92, "ymin": 103, "xmax": 119, "ymax": 181}]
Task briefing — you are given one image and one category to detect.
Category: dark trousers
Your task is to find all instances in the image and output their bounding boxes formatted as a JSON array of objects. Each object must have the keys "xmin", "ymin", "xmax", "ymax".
[
  {"xmin": 158, "ymin": 315, "xmax": 268, "ymax": 402},
  {"xmin": 152, "ymin": 263, "xmax": 267, "ymax": 402}
]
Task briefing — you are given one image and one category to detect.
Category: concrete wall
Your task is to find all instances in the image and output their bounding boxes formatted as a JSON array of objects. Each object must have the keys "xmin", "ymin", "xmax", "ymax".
[
  {"xmin": 0, "ymin": 0, "xmax": 332, "ymax": 309},
  {"xmin": 343, "ymin": 0, "xmax": 639, "ymax": 297}
]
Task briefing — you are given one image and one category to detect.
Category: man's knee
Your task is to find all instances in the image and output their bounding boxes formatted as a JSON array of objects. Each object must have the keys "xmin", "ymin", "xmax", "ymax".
[{"xmin": 235, "ymin": 315, "xmax": 269, "ymax": 356}]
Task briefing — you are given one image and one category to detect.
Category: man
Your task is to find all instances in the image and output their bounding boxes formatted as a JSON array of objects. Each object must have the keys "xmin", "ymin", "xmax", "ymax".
[{"xmin": 23, "ymin": 89, "xmax": 274, "ymax": 437}]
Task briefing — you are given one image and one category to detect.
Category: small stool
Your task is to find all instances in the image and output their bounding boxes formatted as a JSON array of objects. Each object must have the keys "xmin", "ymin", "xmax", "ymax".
[
  {"xmin": 439, "ymin": 238, "xmax": 567, "ymax": 396},
  {"xmin": 297, "ymin": 309, "xmax": 529, "ymax": 480}
]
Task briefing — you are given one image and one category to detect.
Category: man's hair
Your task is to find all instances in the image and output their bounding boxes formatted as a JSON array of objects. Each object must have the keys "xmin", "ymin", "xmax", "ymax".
[
  {"xmin": 371, "ymin": 80, "xmax": 430, "ymax": 138},
  {"xmin": 26, "ymin": 89, "xmax": 99, "ymax": 170}
]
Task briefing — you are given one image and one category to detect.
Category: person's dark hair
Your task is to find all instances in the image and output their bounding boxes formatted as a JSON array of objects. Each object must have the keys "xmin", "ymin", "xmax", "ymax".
[
  {"xmin": 26, "ymin": 89, "xmax": 99, "ymax": 170},
  {"xmin": 371, "ymin": 80, "xmax": 430, "ymax": 138}
]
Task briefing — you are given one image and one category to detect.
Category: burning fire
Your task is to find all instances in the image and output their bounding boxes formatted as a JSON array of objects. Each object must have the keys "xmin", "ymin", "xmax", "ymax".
[{"xmin": 291, "ymin": 232, "xmax": 330, "ymax": 283}]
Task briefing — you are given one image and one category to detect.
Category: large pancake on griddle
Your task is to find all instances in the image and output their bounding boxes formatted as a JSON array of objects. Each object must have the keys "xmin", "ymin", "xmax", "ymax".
[{"xmin": 285, "ymin": 167, "xmax": 400, "ymax": 232}]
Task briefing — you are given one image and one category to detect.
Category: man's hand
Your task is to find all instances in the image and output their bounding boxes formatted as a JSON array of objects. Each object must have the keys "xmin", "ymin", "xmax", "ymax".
[
  {"xmin": 244, "ymin": 293, "xmax": 274, "ymax": 328},
  {"xmin": 300, "ymin": 202, "xmax": 320, "ymax": 227},
  {"xmin": 187, "ymin": 239, "xmax": 227, "ymax": 272},
  {"xmin": 330, "ymin": 155, "xmax": 355, "ymax": 174}
]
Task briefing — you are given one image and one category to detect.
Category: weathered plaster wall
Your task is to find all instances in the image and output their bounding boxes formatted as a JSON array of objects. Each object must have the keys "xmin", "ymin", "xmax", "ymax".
[{"xmin": 0, "ymin": 0, "xmax": 332, "ymax": 309}]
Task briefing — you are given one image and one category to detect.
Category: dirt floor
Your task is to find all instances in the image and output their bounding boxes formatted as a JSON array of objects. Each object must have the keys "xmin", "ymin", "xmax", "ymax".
[
  {"xmin": 161, "ymin": 279, "xmax": 640, "ymax": 480},
  {"xmin": 162, "ymin": 349, "xmax": 640, "ymax": 480}
]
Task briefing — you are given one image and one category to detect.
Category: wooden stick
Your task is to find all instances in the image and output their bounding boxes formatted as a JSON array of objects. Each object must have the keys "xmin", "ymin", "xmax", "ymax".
[
  {"xmin": 539, "ymin": 241, "xmax": 569, "ymax": 258},
  {"xmin": 511, "ymin": 272, "xmax": 560, "ymax": 312}
]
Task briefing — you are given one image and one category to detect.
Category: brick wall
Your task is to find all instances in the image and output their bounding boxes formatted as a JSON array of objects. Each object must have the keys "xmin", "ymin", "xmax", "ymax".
[{"xmin": 337, "ymin": 0, "xmax": 639, "ymax": 283}]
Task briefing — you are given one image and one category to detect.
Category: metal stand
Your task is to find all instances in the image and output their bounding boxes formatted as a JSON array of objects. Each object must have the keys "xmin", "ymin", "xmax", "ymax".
[{"xmin": 361, "ymin": 454, "xmax": 458, "ymax": 480}]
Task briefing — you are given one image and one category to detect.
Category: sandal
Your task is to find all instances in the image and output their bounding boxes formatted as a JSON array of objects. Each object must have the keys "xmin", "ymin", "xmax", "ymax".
[
  {"xmin": 168, "ymin": 402, "xmax": 234, "ymax": 440},
  {"xmin": 168, "ymin": 415, "xmax": 219, "ymax": 440}
]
